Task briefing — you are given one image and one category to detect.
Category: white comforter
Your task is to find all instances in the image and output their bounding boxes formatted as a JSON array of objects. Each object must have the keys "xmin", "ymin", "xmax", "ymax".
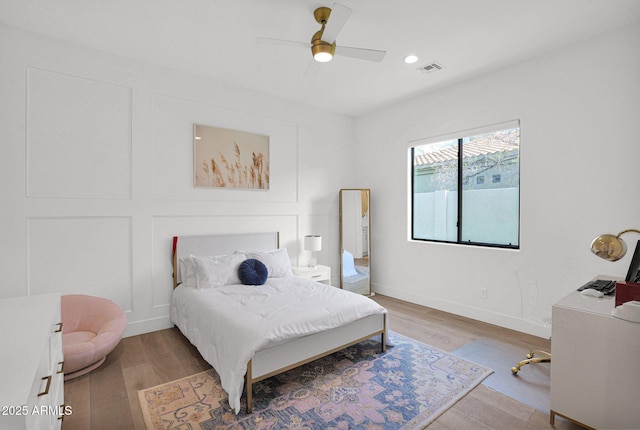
[{"xmin": 170, "ymin": 275, "xmax": 387, "ymax": 413}]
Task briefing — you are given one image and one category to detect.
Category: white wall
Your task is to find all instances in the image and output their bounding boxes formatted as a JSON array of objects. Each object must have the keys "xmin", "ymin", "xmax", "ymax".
[
  {"xmin": 0, "ymin": 24, "xmax": 355, "ymax": 336},
  {"xmin": 355, "ymin": 23, "xmax": 640, "ymax": 338},
  {"xmin": 2, "ymin": 22, "xmax": 638, "ymax": 341}
]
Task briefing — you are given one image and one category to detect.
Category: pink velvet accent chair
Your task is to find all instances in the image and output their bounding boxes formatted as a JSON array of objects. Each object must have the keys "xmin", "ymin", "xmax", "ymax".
[{"xmin": 61, "ymin": 294, "xmax": 127, "ymax": 380}]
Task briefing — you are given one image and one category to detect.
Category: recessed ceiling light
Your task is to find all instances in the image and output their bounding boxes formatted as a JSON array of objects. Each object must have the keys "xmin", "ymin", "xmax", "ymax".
[{"xmin": 404, "ymin": 55, "xmax": 419, "ymax": 64}]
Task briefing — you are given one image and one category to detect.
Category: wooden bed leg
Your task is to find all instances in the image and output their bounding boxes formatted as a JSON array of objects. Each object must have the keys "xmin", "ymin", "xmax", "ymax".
[
  {"xmin": 245, "ymin": 360, "xmax": 253, "ymax": 414},
  {"xmin": 381, "ymin": 316, "xmax": 387, "ymax": 353}
]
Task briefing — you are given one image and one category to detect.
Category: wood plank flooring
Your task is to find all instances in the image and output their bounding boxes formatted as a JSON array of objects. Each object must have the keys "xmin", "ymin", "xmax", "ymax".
[{"xmin": 61, "ymin": 294, "xmax": 582, "ymax": 430}]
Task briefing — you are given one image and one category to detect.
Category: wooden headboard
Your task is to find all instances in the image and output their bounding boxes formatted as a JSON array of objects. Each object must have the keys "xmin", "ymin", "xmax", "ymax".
[{"xmin": 172, "ymin": 232, "xmax": 280, "ymax": 288}]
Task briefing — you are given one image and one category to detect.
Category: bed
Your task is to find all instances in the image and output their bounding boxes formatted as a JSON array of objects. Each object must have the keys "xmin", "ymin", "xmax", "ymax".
[{"xmin": 170, "ymin": 232, "xmax": 387, "ymax": 414}]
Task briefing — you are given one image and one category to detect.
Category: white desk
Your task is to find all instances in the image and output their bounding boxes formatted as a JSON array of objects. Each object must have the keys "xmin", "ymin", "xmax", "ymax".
[{"xmin": 550, "ymin": 288, "xmax": 640, "ymax": 429}]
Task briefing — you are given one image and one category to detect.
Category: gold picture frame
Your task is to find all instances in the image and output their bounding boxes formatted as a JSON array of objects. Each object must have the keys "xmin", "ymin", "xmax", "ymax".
[{"xmin": 194, "ymin": 124, "xmax": 269, "ymax": 190}]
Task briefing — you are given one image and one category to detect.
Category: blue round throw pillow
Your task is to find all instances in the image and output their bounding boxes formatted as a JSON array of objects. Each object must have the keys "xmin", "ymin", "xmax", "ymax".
[{"xmin": 238, "ymin": 258, "xmax": 268, "ymax": 285}]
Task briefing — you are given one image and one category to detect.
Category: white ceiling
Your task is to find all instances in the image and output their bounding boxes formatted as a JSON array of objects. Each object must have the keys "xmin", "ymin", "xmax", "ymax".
[{"xmin": 2, "ymin": 0, "xmax": 640, "ymax": 117}]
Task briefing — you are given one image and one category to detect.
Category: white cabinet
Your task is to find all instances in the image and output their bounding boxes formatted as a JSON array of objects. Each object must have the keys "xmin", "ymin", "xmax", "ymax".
[
  {"xmin": 292, "ymin": 265, "xmax": 332, "ymax": 285},
  {"xmin": 550, "ymin": 290, "xmax": 640, "ymax": 429},
  {"xmin": 0, "ymin": 293, "xmax": 64, "ymax": 430}
]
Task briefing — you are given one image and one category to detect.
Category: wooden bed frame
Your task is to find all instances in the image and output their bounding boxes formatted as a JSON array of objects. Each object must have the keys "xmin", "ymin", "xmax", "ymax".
[{"xmin": 171, "ymin": 232, "xmax": 386, "ymax": 413}]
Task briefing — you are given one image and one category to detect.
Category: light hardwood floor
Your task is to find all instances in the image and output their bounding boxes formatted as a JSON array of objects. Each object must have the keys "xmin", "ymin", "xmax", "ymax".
[{"xmin": 61, "ymin": 294, "xmax": 581, "ymax": 430}]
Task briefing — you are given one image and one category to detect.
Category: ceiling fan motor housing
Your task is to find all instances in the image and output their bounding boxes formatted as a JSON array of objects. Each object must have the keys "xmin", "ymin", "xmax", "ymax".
[
  {"xmin": 311, "ymin": 29, "xmax": 336, "ymax": 61},
  {"xmin": 311, "ymin": 7, "xmax": 335, "ymax": 62},
  {"xmin": 313, "ymin": 7, "xmax": 332, "ymax": 25}
]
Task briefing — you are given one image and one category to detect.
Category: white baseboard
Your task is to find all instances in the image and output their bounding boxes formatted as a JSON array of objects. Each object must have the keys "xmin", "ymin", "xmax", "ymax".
[
  {"xmin": 373, "ymin": 283, "xmax": 551, "ymax": 340},
  {"xmin": 122, "ymin": 315, "xmax": 174, "ymax": 338}
]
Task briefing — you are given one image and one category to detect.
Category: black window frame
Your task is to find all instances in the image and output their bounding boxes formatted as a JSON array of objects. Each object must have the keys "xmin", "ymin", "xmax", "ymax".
[{"xmin": 410, "ymin": 128, "xmax": 520, "ymax": 250}]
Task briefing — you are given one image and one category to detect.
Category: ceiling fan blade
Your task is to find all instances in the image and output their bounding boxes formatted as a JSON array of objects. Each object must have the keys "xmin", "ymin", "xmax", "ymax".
[
  {"xmin": 303, "ymin": 60, "xmax": 321, "ymax": 78},
  {"xmin": 257, "ymin": 37, "xmax": 310, "ymax": 49},
  {"xmin": 322, "ymin": 3, "xmax": 352, "ymax": 43},
  {"xmin": 335, "ymin": 45, "xmax": 386, "ymax": 62}
]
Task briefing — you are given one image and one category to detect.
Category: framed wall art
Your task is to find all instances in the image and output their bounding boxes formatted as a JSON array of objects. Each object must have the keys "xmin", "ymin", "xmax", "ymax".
[{"xmin": 194, "ymin": 124, "xmax": 269, "ymax": 190}]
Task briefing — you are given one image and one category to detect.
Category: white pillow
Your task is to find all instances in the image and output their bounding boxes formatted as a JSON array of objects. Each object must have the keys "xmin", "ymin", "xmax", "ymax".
[
  {"xmin": 192, "ymin": 253, "xmax": 247, "ymax": 289},
  {"xmin": 178, "ymin": 255, "xmax": 197, "ymax": 288},
  {"xmin": 244, "ymin": 248, "xmax": 293, "ymax": 278}
]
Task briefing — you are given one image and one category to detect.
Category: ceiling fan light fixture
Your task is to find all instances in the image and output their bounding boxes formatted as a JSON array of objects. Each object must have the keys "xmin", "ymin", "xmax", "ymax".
[
  {"xmin": 312, "ymin": 42, "xmax": 335, "ymax": 62},
  {"xmin": 314, "ymin": 51, "xmax": 333, "ymax": 62}
]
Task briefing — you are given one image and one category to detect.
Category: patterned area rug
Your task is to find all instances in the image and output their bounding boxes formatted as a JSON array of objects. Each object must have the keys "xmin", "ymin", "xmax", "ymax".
[{"xmin": 138, "ymin": 332, "xmax": 492, "ymax": 429}]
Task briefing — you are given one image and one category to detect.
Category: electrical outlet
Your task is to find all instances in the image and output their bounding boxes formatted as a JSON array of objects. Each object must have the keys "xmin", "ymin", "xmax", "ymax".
[{"xmin": 480, "ymin": 288, "xmax": 488, "ymax": 300}]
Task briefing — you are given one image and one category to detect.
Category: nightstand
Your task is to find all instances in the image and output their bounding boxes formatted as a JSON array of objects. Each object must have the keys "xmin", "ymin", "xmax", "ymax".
[{"xmin": 292, "ymin": 264, "xmax": 331, "ymax": 285}]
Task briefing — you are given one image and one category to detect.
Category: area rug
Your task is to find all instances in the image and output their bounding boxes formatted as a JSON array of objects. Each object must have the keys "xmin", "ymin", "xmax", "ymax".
[
  {"xmin": 138, "ymin": 332, "xmax": 492, "ymax": 429},
  {"xmin": 453, "ymin": 337, "xmax": 550, "ymax": 412}
]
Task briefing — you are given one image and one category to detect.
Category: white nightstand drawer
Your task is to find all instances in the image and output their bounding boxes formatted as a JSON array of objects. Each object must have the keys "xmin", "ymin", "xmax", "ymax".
[{"xmin": 292, "ymin": 265, "xmax": 331, "ymax": 285}]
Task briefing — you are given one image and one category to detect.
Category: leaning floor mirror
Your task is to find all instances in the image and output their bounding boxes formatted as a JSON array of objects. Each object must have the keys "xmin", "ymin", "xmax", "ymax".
[{"xmin": 339, "ymin": 188, "xmax": 372, "ymax": 295}]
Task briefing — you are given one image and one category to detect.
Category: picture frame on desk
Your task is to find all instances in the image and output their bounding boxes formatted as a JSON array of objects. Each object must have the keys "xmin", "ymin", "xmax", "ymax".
[
  {"xmin": 615, "ymin": 281, "xmax": 640, "ymax": 306},
  {"xmin": 616, "ymin": 239, "xmax": 640, "ymax": 305}
]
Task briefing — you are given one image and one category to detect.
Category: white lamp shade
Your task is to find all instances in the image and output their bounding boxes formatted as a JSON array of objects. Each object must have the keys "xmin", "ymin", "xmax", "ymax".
[{"xmin": 304, "ymin": 235, "xmax": 322, "ymax": 252}]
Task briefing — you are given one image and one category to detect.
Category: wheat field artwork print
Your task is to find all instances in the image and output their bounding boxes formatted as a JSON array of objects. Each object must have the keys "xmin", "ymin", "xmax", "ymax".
[{"xmin": 194, "ymin": 124, "xmax": 269, "ymax": 190}]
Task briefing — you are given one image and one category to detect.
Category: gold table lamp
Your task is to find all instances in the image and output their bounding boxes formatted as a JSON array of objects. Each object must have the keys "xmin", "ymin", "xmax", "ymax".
[{"xmin": 590, "ymin": 229, "xmax": 640, "ymax": 261}]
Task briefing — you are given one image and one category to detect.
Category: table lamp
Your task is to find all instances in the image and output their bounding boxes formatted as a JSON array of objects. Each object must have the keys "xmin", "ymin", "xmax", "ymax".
[
  {"xmin": 304, "ymin": 235, "xmax": 322, "ymax": 268},
  {"xmin": 590, "ymin": 229, "xmax": 640, "ymax": 261}
]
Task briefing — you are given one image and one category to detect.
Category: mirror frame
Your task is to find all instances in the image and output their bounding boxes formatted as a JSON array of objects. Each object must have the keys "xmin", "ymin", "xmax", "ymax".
[{"xmin": 339, "ymin": 188, "xmax": 372, "ymax": 295}]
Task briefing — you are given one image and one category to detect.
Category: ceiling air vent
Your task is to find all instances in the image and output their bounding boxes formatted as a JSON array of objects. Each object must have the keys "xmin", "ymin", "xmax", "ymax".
[{"xmin": 418, "ymin": 61, "xmax": 445, "ymax": 74}]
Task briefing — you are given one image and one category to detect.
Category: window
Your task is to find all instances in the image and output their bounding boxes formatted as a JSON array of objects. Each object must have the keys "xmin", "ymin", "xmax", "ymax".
[{"xmin": 410, "ymin": 121, "xmax": 520, "ymax": 248}]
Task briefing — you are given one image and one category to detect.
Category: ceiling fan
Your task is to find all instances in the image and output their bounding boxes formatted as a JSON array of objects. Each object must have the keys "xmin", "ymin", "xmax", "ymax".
[{"xmin": 258, "ymin": 3, "xmax": 386, "ymax": 75}]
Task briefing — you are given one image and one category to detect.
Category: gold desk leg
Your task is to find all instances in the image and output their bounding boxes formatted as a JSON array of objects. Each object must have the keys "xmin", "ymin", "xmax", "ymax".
[{"xmin": 549, "ymin": 410, "xmax": 597, "ymax": 430}]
